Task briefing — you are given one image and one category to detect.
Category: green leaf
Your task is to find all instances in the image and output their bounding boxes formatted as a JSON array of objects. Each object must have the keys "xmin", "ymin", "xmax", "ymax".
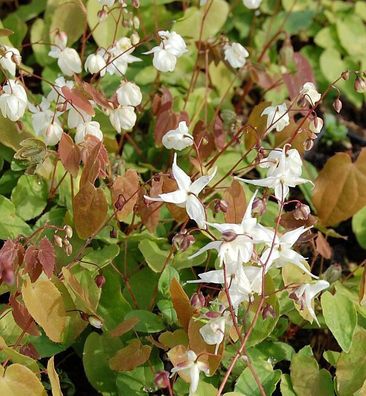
[
  {"xmin": 319, "ymin": 48, "xmax": 345, "ymax": 83},
  {"xmin": 0, "ymin": 195, "xmax": 32, "ymax": 239},
  {"xmin": 174, "ymin": 0, "xmax": 229, "ymax": 41},
  {"xmin": 323, "ymin": 350, "xmax": 340, "ymax": 367},
  {"xmin": 0, "ymin": 114, "xmax": 33, "ymax": 151},
  {"xmin": 280, "ymin": 374, "xmax": 296, "ymax": 396},
  {"xmin": 158, "ymin": 266, "xmax": 179, "ymax": 298},
  {"xmin": 336, "ymin": 15, "xmax": 366, "ymax": 57},
  {"xmin": 356, "ymin": 2, "xmax": 366, "ymax": 22},
  {"xmin": 336, "ymin": 329, "xmax": 366, "ymax": 396},
  {"xmin": 321, "ymin": 291, "xmax": 357, "ymax": 352},
  {"xmin": 235, "ymin": 360, "xmax": 281, "ymax": 396},
  {"xmin": 11, "ymin": 175, "xmax": 48, "ymax": 221},
  {"xmin": 124, "ymin": 310, "xmax": 165, "ymax": 333},
  {"xmin": 81, "ymin": 244, "xmax": 120, "ymax": 271},
  {"xmin": 138, "ymin": 239, "xmax": 170, "ymax": 273},
  {"xmin": 352, "ymin": 206, "xmax": 366, "ymax": 249},
  {"xmin": 290, "ymin": 347, "xmax": 334, "ymax": 396}
]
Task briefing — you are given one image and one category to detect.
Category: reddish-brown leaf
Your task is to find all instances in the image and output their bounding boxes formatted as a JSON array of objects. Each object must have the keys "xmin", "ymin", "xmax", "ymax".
[
  {"xmin": 9, "ymin": 295, "xmax": 40, "ymax": 336},
  {"xmin": 73, "ymin": 182, "xmax": 108, "ymax": 239},
  {"xmin": 0, "ymin": 240, "xmax": 23, "ymax": 285},
  {"xmin": 81, "ymin": 82, "xmax": 112, "ymax": 109},
  {"xmin": 24, "ymin": 246, "xmax": 42, "ymax": 283},
  {"xmin": 38, "ymin": 237, "xmax": 56, "ymax": 278},
  {"xmin": 313, "ymin": 149, "xmax": 366, "ymax": 226},
  {"xmin": 213, "ymin": 114, "xmax": 225, "ymax": 150},
  {"xmin": 170, "ymin": 278, "xmax": 193, "ymax": 332},
  {"xmin": 245, "ymin": 101, "xmax": 271, "ymax": 149},
  {"xmin": 109, "ymin": 339, "xmax": 151, "ymax": 372},
  {"xmin": 152, "ymin": 88, "xmax": 173, "ymax": 115},
  {"xmin": 110, "ymin": 317, "xmax": 140, "ymax": 337},
  {"xmin": 155, "ymin": 110, "xmax": 178, "ymax": 146},
  {"xmin": 58, "ymin": 133, "xmax": 81, "ymax": 178},
  {"xmin": 223, "ymin": 180, "xmax": 246, "ymax": 223},
  {"xmin": 112, "ymin": 169, "xmax": 140, "ymax": 221},
  {"xmin": 137, "ymin": 177, "xmax": 163, "ymax": 232},
  {"xmin": 193, "ymin": 120, "xmax": 215, "ymax": 160},
  {"xmin": 315, "ymin": 232, "xmax": 332, "ymax": 260},
  {"xmin": 80, "ymin": 135, "xmax": 108, "ymax": 180},
  {"xmin": 61, "ymin": 86, "xmax": 95, "ymax": 116}
]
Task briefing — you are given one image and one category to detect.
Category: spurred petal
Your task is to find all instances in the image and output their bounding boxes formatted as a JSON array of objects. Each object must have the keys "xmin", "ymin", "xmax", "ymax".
[
  {"xmin": 242, "ymin": 190, "xmax": 258, "ymax": 222},
  {"xmin": 189, "ymin": 167, "xmax": 217, "ymax": 196},
  {"xmin": 172, "ymin": 153, "xmax": 191, "ymax": 191},
  {"xmin": 158, "ymin": 189, "xmax": 187, "ymax": 204},
  {"xmin": 188, "ymin": 241, "xmax": 221, "ymax": 259},
  {"xmin": 186, "ymin": 194, "xmax": 206, "ymax": 229},
  {"xmin": 281, "ymin": 226, "xmax": 309, "ymax": 247}
]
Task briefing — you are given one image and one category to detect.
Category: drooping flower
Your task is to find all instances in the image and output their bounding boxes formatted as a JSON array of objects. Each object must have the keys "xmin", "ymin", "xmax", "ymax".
[
  {"xmin": 48, "ymin": 32, "xmax": 82, "ymax": 76},
  {"xmin": 144, "ymin": 154, "xmax": 216, "ymax": 229},
  {"xmin": 162, "ymin": 121, "xmax": 194, "ymax": 151},
  {"xmin": 292, "ymin": 280, "xmax": 329, "ymax": 326},
  {"xmin": 47, "ymin": 76, "xmax": 74, "ymax": 103},
  {"xmin": 109, "ymin": 106, "xmax": 137, "ymax": 132},
  {"xmin": 116, "ymin": 81, "xmax": 142, "ymax": 107},
  {"xmin": 300, "ymin": 82, "xmax": 321, "ymax": 106},
  {"xmin": 0, "ymin": 79, "xmax": 27, "ymax": 121},
  {"xmin": 29, "ymin": 97, "xmax": 55, "ymax": 136},
  {"xmin": 106, "ymin": 37, "xmax": 141, "ymax": 76},
  {"xmin": 75, "ymin": 121, "xmax": 103, "ymax": 143},
  {"xmin": 189, "ymin": 192, "xmax": 268, "ymax": 265},
  {"xmin": 224, "ymin": 42, "xmax": 249, "ymax": 69},
  {"xmin": 144, "ymin": 31, "xmax": 187, "ymax": 73},
  {"xmin": 236, "ymin": 146, "xmax": 310, "ymax": 201},
  {"xmin": 261, "ymin": 226, "xmax": 317, "ymax": 278},
  {"xmin": 84, "ymin": 49, "xmax": 107, "ymax": 76},
  {"xmin": 170, "ymin": 350, "xmax": 209, "ymax": 396},
  {"xmin": 199, "ymin": 314, "xmax": 227, "ymax": 354},
  {"xmin": 44, "ymin": 122, "xmax": 63, "ymax": 146},
  {"xmin": 262, "ymin": 103, "xmax": 290, "ymax": 133},
  {"xmin": 0, "ymin": 45, "xmax": 21, "ymax": 76},
  {"xmin": 309, "ymin": 116, "xmax": 323, "ymax": 134},
  {"xmin": 243, "ymin": 0, "xmax": 262, "ymax": 9}
]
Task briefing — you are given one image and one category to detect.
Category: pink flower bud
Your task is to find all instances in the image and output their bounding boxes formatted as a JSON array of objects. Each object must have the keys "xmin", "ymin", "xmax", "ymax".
[
  {"xmin": 64, "ymin": 225, "xmax": 73, "ymax": 239},
  {"xmin": 355, "ymin": 76, "xmax": 366, "ymax": 93},
  {"xmin": 154, "ymin": 371, "xmax": 170, "ymax": 389},
  {"xmin": 252, "ymin": 197, "xmax": 266, "ymax": 216},
  {"xmin": 97, "ymin": 9, "xmax": 108, "ymax": 22},
  {"xmin": 54, "ymin": 234, "xmax": 63, "ymax": 248},
  {"xmin": 333, "ymin": 98, "xmax": 342, "ymax": 113},
  {"xmin": 114, "ymin": 194, "xmax": 126, "ymax": 211},
  {"xmin": 341, "ymin": 71, "xmax": 350, "ymax": 81},
  {"xmin": 214, "ymin": 199, "xmax": 228, "ymax": 213},
  {"xmin": 222, "ymin": 230, "xmax": 237, "ymax": 242},
  {"xmin": 110, "ymin": 228, "xmax": 118, "ymax": 238},
  {"xmin": 95, "ymin": 274, "xmax": 106, "ymax": 288},
  {"xmin": 190, "ymin": 292, "xmax": 206, "ymax": 310},
  {"xmin": 172, "ymin": 230, "xmax": 195, "ymax": 252},
  {"xmin": 293, "ymin": 203, "xmax": 311, "ymax": 220}
]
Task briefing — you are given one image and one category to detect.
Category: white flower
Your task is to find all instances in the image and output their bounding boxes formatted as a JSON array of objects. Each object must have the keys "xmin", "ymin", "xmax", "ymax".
[
  {"xmin": 309, "ymin": 116, "xmax": 323, "ymax": 134},
  {"xmin": 262, "ymin": 103, "xmax": 290, "ymax": 133},
  {"xmin": 189, "ymin": 192, "xmax": 268, "ymax": 265},
  {"xmin": 292, "ymin": 280, "xmax": 329, "ymax": 326},
  {"xmin": 261, "ymin": 226, "xmax": 317, "ymax": 278},
  {"xmin": 0, "ymin": 79, "xmax": 27, "ymax": 121},
  {"xmin": 170, "ymin": 350, "xmax": 209, "ymax": 396},
  {"xmin": 224, "ymin": 43, "xmax": 249, "ymax": 69},
  {"xmin": 144, "ymin": 31, "xmax": 187, "ymax": 73},
  {"xmin": 67, "ymin": 107, "xmax": 91, "ymax": 129},
  {"xmin": 99, "ymin": 0, "xmax": 115, "ymax": 6},
  {"xmin": 75, "ymin": 121, "xmax": 103, "ymax": 143},
  {"xmin": 162, "ymin": 121, "xmax": 193, "ymax": 151},
  {"xmin": 243, "ymin": 0, "xmax": 262, "ymax": 9},
  {"xmin": 109, "ymin": 106, "xmax": 136, "ymax": 132},
  {"xmin": 189, "ymin": 264, "xmax": 262, "ymax": 312},
  {"xmin": 85, "ymin": 49, "xmax": 107, "ymax": 76},
  {"xmin": 29, "ymin": 97, "xmax": 55, "ymax": 136},
  {"xmin": 48, "ymin": 32, "xmax": 82, "ymax": 76},
  {"xmin": 300, "ymin": 82, "xmax": 321, "ymax": 106},
  {"xmin": 199, "ymin": 315, "xmax": 227, "ymax": 354},
  {"xmin": 116, "ymin": 81, "xmax": 142, "ymax": 107},
  {"xmin": 144, "ymin": 154, "xmax": 216, "ymax": 229},
  {"xmin": 47, "ymin": 76, "xmax": 74, "ymax": 102},
  {"xmin": 0, "ymin": 45, "xmax": 21, "ymax": 76},
  {"xmin": 44, "ymin": 122, "xmax": 63, "ymax": 146},
  {"xmin": 106, "ymin": 37, "xmax": 141, "ymax": 76},
  {"xmin": 236, "ymin": 146, "xmax": 310, "ymax": 201}
]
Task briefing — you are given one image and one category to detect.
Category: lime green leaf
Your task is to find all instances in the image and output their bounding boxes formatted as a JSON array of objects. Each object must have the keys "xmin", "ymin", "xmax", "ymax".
[
  {"xmin": 124, "ymin": 310, "xmax": 165, "ymax": 333},
  {"xmin": 0, "ymin": 195, "xmax": 32, "ymax": 239},
  {"xmin": 321, "ymin": 291, "xmax": 357, "ymax": 352},
  {"xmin": 352, "ymin": 206, "xmax": 366, "ymax": 249},
  {"xmin": 138, "ymin": 239, "xmax": 170, "ymax": 273}
]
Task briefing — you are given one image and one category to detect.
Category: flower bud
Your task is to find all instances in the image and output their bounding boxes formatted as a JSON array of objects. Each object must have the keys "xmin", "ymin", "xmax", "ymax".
[
  {"xmin": 293, "ymin": 203, "xmax": 311, "ymax": 220},
  {"xmin": 262, "ymin": 303, "xmax": 276, "ymax": 320},
  {"xmin": 115, "ymin": 194, "xmax": 126, "ymax": 211},
  {"xmin": 95, "ymin": 274, "xmax": 106, "ymax": 288},
  {"xmin": 172, "ymin": 230, "xmax": 195, "ymax": 252},
  {"xmin": 97, "ymin": 9, "xmax": 108, "ymax": 22},
  {"xmin": 116, "ymin": 81, "xmax": 142, "ymax": 107},
  {"xmin": 333, "ymin": 98, "xmax": 342, "ymax": 113},
  {"xmin": 110, "ymin": 228, "xmax": 118, "ymax": 238},
  {"xmin": 44, "ymin": 122, "xmax": 63, "ymax": 146},
  {"xmin": 190, "ymin": 292, "xmax": 205, "ymax": 310},
  {"xmin": 65, "ymin": 243, "xmax": 73, "ymax": 257},
  {"xmin": 322, "ymin": 263, "xmax": 342, "ymax": 284},
  {"xmin": 132, "ymin": 0, "xmax": 140, "ymax": 7},
  {"xmin": 303, "ymin": 138, "xmax": 314, "ymax": 151},
  {"xmin": 133, "ymin": 16, "xmax": 140, "ymax": 29},
  {"xmin": 64, "ymin": 225, "xmax": 73, "ymax": 239},
  {"xmin": 354, "ymin": 76, "xmax": 366, "ymax": 93},
  {"xmin": 252, "ymin": 197, "xmax": 266, "ymax": 216},
  {"xmin": 222, "ymin": 230, "xmax": 237, "ymax": 242},
  {"xmin": 56, "ymin": 101, "xmax": 67, "ymax": 113},
  {"xmin": 88, "ymin": 315, "xmax": 103, "ymax": 329},
  {"xmin": 309, "ymin": 116, "xmax": 323, "ymax": 134},
  {"xmin": 130, "ymin": 32, "xmax": 140, "ymax": 45},
  {"xmin": 214, "ymin": 199, "xmax": 228, "ymax": 213},
  {"xmin": 154, "ymin": 371, "xmax": 170, "ymax": 389},
  {"xmin": 54, "ymin": 234, "xmax": 63, "ymax": 248},
  {"xmin": 341, "ymin": 71, "xmax": 350, "ymax": 81}
]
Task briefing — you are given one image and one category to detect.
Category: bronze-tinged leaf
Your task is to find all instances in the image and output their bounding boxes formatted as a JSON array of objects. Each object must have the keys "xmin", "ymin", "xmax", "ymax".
[
  {"xmin": 73, "ymin": 182, "xmax": 108, "ymax": 239},
  {"xmin": 110, "ymin": 317, "xmax": 140, "ymax": 337},
  {"xmin": 0, "ymin": 363, "xmax": 47, "ymax": 396},
  {"xmin": 9, "ymin": 295, "xmax": 40, "ymax": 337},
  {"xmin": 213, "ymin": 114, "xmax": 225, "ymax": 150},
  {"xmin": 158, "ymin": 329, "xmax": 189, "ymax": 349},
  {"xmin": 315, "ymin": 232, "xmax": 332, "ymax": 260},
  {"xmin": 167, "ymin": 345, "xmax": 190, "ymax": 382},
  {"xmin": 81, "ymin": 82, "xmax": 112, "ymax": 110},
  {"xmin": 112, "ymin": 169, "xmax": 140, "ymax": 221},
  {"xmin": 170, "ymin": 278, "xmax": 193, "ymax": 331},
  {"xmin": 47, "ymin": 357, "xmax": 63, "ymax": 396},
  {"xmin": 58, "ymin": 133, "xmax": 81, "ymax": 178},
  {"xmin": 274, "ymin": 117, "xmax": 313, "ymax": 154},
  {"xmin": 0, "ymin": 28, "xmax": 13, "ymax": 37},
  {"xmin": 137, "ymin": 177, "xmax": 163, "ymax": 232},
  {"xmin": 155, "ymin": 110, "xmax": 178, "ymax": 146},
  {"xmin": 61, "ymin": 86, "xmax": 94, "ymax": 116},
  {"xmin": 38, "ymin": 237, "xmax": 56, "ymax": 278},
  {"xmin": 21, "ymin": 277, "xmax": 67, "ymax": 343},
  {"xmin": 279, "ymin": 211, "xmax": 317, "ymax": 230},
  {"xmin": 245, "ymin": 101, "xmax": 270, "ymax": 149},
  {"xmin": 109, "ymin": 339, "xmax": 151, "ymax": 372},
  {"xmin": 188, "ymin": 318, "xmax": 223, "ymax": 375},
  {"xmin": 313, "ymin": 149, "xmax": 366, "ymax": 226},
  {"xmin": 223, "ymin": 180, "xmax": 246, "ymax": 223},
  {"xmin": 80, "ymin": 141, "xmax": 102, "ymax": 187},
  {"xmin": 193, "ymin": 120, "xmax": 215, "ymax": 160},
  {"xmin": 80, "ymin": 135, "xmax": 108, "ymax": 180},
  {"xmin": 24, "ymin": 246, "xmax": 42, "ymax": 283}
]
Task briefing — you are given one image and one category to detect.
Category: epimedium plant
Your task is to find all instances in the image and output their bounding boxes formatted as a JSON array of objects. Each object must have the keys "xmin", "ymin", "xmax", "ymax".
[{"xmin": 0, "ymin": 0, "xmax": 366, "ymax": 395}]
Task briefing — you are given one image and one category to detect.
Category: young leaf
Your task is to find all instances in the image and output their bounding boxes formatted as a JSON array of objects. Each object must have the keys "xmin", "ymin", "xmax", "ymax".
[
  {"xmin": 47, "ymin": 357, "xmax": 63, "ymax": 396},
  {"xmin": 61, "ymin": 86, "xmax": 95, "ymax": 116},
  {"xmin": 58, "ymin": 133, "xmax": 81, "ymax": 178},
  {"xmin": 223, "ymin": 180, "xmax": 247, "ymax": 223},
  {"xmin": 112, "ymin": 169, "xmax": 139, "ymax": 221},
  {"xmin": 110, "ymin": 317, "xmax": 140, "ymax": 337},
  {"xmin": 109, "ymin": 339, "xmax": 151, "ymax": 372},
  {"xmin": 170, "ymin": 278, "xmax": 193, "ymax": 331},
  {"xmin": 38, "ymin": 237, "xmax": 56, "ymax": 278}
]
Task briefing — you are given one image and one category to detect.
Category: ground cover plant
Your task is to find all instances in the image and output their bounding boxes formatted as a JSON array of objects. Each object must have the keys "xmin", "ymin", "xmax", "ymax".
[{"xmin": 0, "ymin": 0, "xmax": 366, "ymax": 395}]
